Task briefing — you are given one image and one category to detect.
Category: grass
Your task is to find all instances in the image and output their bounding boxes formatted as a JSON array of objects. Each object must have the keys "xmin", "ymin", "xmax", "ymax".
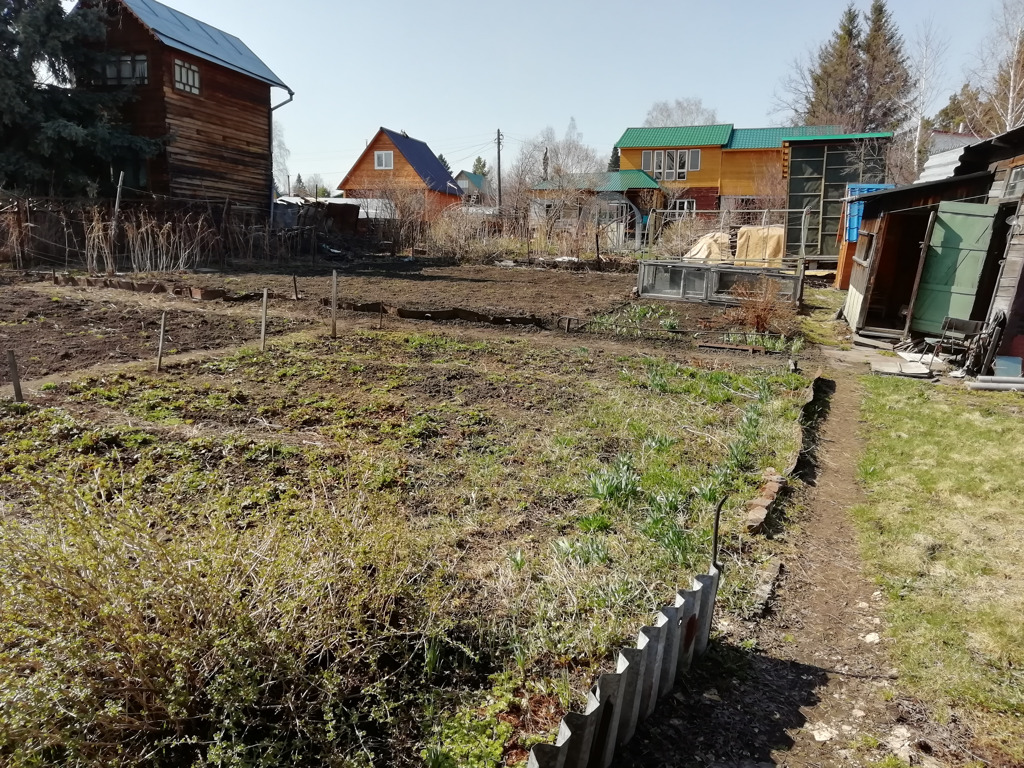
[
  {"xmin": 855, "ymin": 376, "xmax": 1024, "ymax": 763},
  {"xmin": 0, "ymin": 331, "xmax": 808, "ymax": 766},
  {"xmin": 800, "ymin": 287, "xmax": 850, "ymax": 348}
]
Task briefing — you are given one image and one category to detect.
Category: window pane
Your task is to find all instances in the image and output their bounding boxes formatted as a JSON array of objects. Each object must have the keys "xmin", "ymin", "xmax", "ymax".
[
  {"xmin": 689, "ymin": 149, "xmax": 701, "ymax": 172},
  {"xmin": 665, "ymin": 150, "xmax": 675, "ymax": 181},
  {"xmin": 677, "ymin": 149, "xmax": 687, "ymax": 172},
  {"xmin": 654, "ymin": 150, "xmax": 663, "ymax": 179},
  {"xmin": 641, "ymin": 150, "xmax": 652, "ymax": 172}
]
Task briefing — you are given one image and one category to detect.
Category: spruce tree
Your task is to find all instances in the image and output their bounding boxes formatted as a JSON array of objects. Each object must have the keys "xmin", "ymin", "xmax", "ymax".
[
  {"xmin": 292, "ymin": 173, "xmax": 308, "ymax": 196},
  {"xmin": 607, "ymin": 146, "xmax": 620, "ymax": 172},
  {"xmin": 437, "ymin": 153, "xmax": 451, "ymax": 173},
  {"xmin": 471, "ymin": 156, "xmax": 488, "ymax": 176},
  {"xmin": 0, "ymin": 1, "xmax": 157, "ymax": 196},
  {"xmin": 804, "ymin": 3, "xmax": 865, "ymax": 129},
  {"xmin": 861, "ymin": 0, "xmax": 912, "ymax": 132}
]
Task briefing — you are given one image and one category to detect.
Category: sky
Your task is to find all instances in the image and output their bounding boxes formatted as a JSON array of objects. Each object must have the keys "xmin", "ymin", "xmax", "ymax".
[{"xmin": 142, "ymin": 0, "xmax": 1002, "ymax": 191}]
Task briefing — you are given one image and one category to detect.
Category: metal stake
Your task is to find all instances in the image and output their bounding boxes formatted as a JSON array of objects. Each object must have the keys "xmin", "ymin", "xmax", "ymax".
[
  {"xmin": 260, "ymin": 288, "xmax": 268, "ymax": 351},
  {"xmin": 156, "ymin": 311, "xmax": 166, "ymax": 372},
  {"xmin": 7, "ymin": 351, "xmax": 23, "ymax": 403}
]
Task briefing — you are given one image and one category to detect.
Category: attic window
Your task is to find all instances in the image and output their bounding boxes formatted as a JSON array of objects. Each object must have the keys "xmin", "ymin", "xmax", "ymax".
[
  {"xmin": 1006, "ymin": 165, "xmax": 1024, "ymax": 199},
  {"xmin": 375, "ymin": 151, "xmax": 394, "ymax": 170},
  {"xmin": 174, "ymin": 59, "xmax": 200, "ymax": 95},
  {"xmin": 104, "ymin": 54, "xmax": 148, "ymax": 85}
]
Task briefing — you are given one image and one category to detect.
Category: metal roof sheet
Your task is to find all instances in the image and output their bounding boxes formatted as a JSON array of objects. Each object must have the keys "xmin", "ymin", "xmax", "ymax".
[
  {"xmin": 382, "ymin": 128, "xmax": 461, "ymax": 195},
  {"xmin": 457, "ymin": 171, "xmax": 486, "ymax": 190},
  {"xmin": 120, "ymin": 0, "xmax": 288, "ymax": 89},
  {"xmin": 532, "ymin": 170, "xmax": 659, "ymax": 192},
  {"xmin": 615, "ymin": 124, "xmax": 734, "ymax": 149},
  {"xmin": 726, "ymin": 125, "xmax": 845, "ymax": 149}
]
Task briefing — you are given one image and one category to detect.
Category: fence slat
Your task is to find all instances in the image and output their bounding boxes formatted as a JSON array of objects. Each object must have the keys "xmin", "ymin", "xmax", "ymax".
[
  {"xmin": 693, "ymin": 566, "xmax": 721, "ymax": 657},
  {"xmin": 614, "ymin": 647, "xmax": 646, "ymax": 746},
  {"xmin": 557, "ymin": 709, "xmax": 599, "ymax": 768},
  {"xmin": 590, "ymin": 674, "xmax": 623, "ymax": 768},
  {"xmin": 674, "ymin": 587, "xmax": 701, "ymax": 677},
  {"xmin": 637, "ymin": 623, "xmax": 667, "ymax": 720},
  {"xmin": 656, "ymin": 605, "xmax": 681, "ymax": 699},
  {"xmin": 528, "ymin": 743, "xmax": 566, "ymax": 768}
]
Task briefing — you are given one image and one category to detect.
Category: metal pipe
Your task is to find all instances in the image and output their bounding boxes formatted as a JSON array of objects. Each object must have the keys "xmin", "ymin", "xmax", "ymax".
[
  {"xmin": 967, "ymin": 382, "xmax": 1024, "ymax": 391},
  {"xmin": 977, "ymin": 376, "xmax": 1024, "ymax": 384}
]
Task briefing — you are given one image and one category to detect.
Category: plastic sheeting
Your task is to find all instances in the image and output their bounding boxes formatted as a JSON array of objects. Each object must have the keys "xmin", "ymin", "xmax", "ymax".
[
  {"xmin": 683, "ymin": 232, "xmax": 731, "ymax": 263},
  {"xmin": 735, "ymin": 225, "xmax": 785, "ymax": 267}
]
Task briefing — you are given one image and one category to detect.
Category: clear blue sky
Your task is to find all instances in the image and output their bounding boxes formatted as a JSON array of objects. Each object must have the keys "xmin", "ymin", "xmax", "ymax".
[{"xmin": 146, "ymin": 0, "xmax": 999, "ymax": 189}]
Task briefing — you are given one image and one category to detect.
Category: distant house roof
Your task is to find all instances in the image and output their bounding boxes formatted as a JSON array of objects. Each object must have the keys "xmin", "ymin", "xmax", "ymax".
[
  {"xmin": 726, "ymin": 125, "xmax": 846, "ymax": 149},
  {"xmin": 616, "ymin": 124, "xmax": 735, "ymax": 149},
  {"xmin": 381, "ymin": 128, "xmax": 461, "ymax": 195},
  {"xmin": 119, "ymin": 0, "xmax": 289, "ymax": 89},
  {"xmin": 457, "ymin": 171, "xmax": 486, "ymax": 190},
  {"xmin": 533, "ymin": 170, "xmax": 660, "ymax": 193}
]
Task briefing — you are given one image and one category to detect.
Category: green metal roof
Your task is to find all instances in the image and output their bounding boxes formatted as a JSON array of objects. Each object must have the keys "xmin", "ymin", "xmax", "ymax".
[
  {"xmin": 615, "ymin": 124, "xmax": 734, "ymax": 149},
  {"xmin": 783, "ymin": 131, "xmax": 893, "ymax": 143},
  {"xmin": 726, "ymin": 125, "xmax": 846, "ymax": 149},
  {"xmin": 532, "ymin": 170, "xmax": 659, "ymax": 192}
]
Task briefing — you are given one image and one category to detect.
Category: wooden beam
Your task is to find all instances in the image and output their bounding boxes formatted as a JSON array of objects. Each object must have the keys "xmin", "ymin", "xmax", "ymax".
[{"xmin": 902, "ymin": 209, "xmax": 938, "ymax": 340}]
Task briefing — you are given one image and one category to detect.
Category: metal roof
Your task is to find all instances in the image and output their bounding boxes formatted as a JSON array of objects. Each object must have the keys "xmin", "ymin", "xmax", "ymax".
[
  {"xmin": 726, "ymin": 125, "xmax": 845, "ymax": 149},
  {"xmin": 783, "ymin": 131, "xmax": 893, "ymax": 142},
  {"xmin": 120, "ymin": 0, "xmax": 288, "ymax": 89},
  {"xmin": 851, "ymin": 170, "xmax": 993, "ymax": 202},
  {"xmin": 457, "ymin": 171, "xmax": 486, "ymax": 190},
  {"xmin": 382, "ymin": 128, "xmax": 461, "ymax": 195},
  {"xmin": 917, "ymin": 146, "xmax": 968, "ymax": 184},
  {"xmin": 615, "ymin": 124, "xmax": 734, "ymax": 149},
  {"xmin": 533, "ymin": 170, "xmax": 659, "ymax": 193}
]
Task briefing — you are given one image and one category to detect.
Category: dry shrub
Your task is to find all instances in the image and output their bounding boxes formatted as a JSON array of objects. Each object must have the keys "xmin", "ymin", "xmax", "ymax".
[
  {"xmin": 726, "ymin": 276, "xmax": 798, "ymax": 334},
  {"xmin": 652, "ymin": 217, "xmax": 720, "ymax": 259}
]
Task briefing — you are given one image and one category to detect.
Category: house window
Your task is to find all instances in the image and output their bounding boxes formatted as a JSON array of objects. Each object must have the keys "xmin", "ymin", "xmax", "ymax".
[
  {"xmin": 653, "ymin": 150, "xmax": 664, "ymax": 180},
  {"xmin": 174, "ymin": 59, "xmax": 200, "ymax": 94},
  {"xmin": 104, "ymin": 54, "xmax": 148, "ymax": 85},
  {"xmin": 665, "ymin": 150, "xmax": 675, "ymax": 181},
  {"xmin": 666, "ymin": 198, "xmax": 697, "ymax": 220},
  {"xmin": 642, "ymin": 150, "xmax": 652, "ymax": 173},
  {"xmin": 1006, "ymin": 165, "xmax": 1024, "ymax": 199},
  {"xmin": 689, "ymin": 149, "xmax": 701, "ymax": 172},
  {"xmin": 375, "ymin": 151, "xmax": 394, "ymax": 170}
]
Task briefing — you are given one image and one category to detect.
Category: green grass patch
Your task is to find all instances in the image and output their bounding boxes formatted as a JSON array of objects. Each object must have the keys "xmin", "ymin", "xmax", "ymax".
[{"xmin": 855, "ymin": 377, "xmax": 1024, "ymax": 762}]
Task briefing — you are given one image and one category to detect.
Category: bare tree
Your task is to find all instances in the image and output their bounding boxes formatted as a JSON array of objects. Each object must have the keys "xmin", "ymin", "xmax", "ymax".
[
  {"xmin": 272, "ymin": 122, "xmax": 291, "ymax": 196},
  {"xmin": 642, "ymin": 97, "xmax": 718, "ymax": 127},
  {"xmin": 963, "ymin": 0, "xmax": 1024, "ymax": 135},
  {"xmin": 305, "ymin": 173, "xmax": 331, "ymax": 199}
]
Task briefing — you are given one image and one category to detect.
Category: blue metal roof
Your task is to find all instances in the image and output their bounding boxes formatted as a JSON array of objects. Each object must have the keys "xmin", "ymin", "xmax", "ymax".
[
  {"xmin": 382, "ymin": 128, "xmax": 461, "ymax": 195},
  {"xmin": 120, "ymin": 0, "xmax": 289, "ymax": 89}
]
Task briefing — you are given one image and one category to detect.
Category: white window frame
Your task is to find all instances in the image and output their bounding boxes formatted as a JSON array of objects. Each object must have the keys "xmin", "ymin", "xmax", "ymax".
[
  {"xmin": 665, "ymin": 150, "xmax": 676, "ymax": 181},
  {"xmin": 653, "ymin": 150, "xmax": 664, "ymax": 180},
  {"xmin": 641, "ymin": 150, "xmax": 652, "ymax": 173},
  {"xmin": 174, "ymin": 59, "xmax": 200, "ymax": 95},
  {"xmin": 1006, "ymin": 165, "xmax": 1024, "ymax": 199},
  {"xmin": 689, "ymin": 148, "xmax": 701, "ymax": 172},
  {"xmin": 374, "ymin": 151, "xmax": 394, "ymax": 170}
]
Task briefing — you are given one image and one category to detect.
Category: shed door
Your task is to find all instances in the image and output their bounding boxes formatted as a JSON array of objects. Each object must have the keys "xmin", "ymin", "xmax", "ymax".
[{"xmin": 910, "ymin": 201, "xmax": 1000, "ymax": 335}]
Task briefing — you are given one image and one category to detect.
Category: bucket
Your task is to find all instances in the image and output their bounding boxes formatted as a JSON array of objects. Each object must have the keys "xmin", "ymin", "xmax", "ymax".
[{"xmin": 994, "ymin": 356, "xmax": 1023, "ymax": 377}]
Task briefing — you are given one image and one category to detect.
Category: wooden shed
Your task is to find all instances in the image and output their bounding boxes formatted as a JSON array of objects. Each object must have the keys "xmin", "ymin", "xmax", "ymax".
[{"xmin": 99, "ymin": 0, "xmax": 292, "ymax": 212}]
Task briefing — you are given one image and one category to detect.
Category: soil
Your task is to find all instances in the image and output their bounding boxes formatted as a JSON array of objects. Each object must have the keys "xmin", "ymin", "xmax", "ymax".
[
  {"xmin": 0, "ymin": 285, "xmax": 311, "ymax": 384},
  {"xmin": 613, "ymin": 370, "xmax": 980, "ymax": 768}
]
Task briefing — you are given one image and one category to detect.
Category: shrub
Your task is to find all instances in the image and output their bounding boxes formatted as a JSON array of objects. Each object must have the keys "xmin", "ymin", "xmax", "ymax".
[{"xmin": 726, "ymin": 276, "xmax": 798, "ymax": 334}]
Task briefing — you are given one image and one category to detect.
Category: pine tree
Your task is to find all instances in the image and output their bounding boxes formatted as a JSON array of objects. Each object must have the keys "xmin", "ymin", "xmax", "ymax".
[
  {"xmin": 292, "ymin": 173, "xmax": 308, "ymax": 196},
  {"xmin": 861, "ymin": 0, "xmax": 912, "ymax": 132},
  {"xmin": 803, "ymin": 3, "xmax": 865, "ymax": 129},
  {"xmin": 607, "ymin": 146, "xmax": 620, "ymax": 172},
  {"xmin": 0, "ymin": 1, "xmax": 157, "ymax": 196},
  {"xmin": 471, "ymin": 156, "xmax": 488, "ymax": 176},
  {"xmin": 437, "ymin": 154, "xmax": 451, "ymax": 173}
]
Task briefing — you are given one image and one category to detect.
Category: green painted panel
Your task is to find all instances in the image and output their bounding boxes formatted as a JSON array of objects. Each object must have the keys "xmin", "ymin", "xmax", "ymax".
[{"xmin": 910, "ymin": 202, "xmax": 1000, "ymax": 335}]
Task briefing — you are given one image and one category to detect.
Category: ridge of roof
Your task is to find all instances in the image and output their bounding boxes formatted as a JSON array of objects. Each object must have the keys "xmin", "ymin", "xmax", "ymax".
[{"xmin": 381, "ymin": 128, "xmax": 461, "ymax": 195}]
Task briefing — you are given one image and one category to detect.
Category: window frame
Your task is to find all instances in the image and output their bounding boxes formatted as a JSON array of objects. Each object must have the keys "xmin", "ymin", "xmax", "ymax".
[
  {"xmin": 173, "ymin": 59, "xmax": 200, "ymax": 95},
  {"xmin": 374, "ymin": 151, "xmax": 394, "ymax": 170},
  {"xmin": 103, "ymin": 54, "xmax": 148, "ymax": 86},
  {"xmin": 641, "ymin": 150, "xmax": 652, "ymax": 173},
  {"xmin": 1006, "ymin": 165, "xmax": 1024, "ymax": 199},
  {"xmin": 653, "ymin": 150, "xmax": 664, "ymax": 180},
  {"xmin": 689, "ymin": 148, "xmax": 701, "ymax": 172}
]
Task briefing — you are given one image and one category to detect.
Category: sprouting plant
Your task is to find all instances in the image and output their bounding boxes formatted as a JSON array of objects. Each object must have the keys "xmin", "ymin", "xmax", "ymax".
[
  {"xmin": 587, "ymin": 455, "xmax": 641, "ymax": 508},
  {"xmin": 578, "ymin": 512, "xmax": 613, "ymax": 533},
  {"xmin": 508, "ymin": 549, "xmax": 527, "ymax": 572}
]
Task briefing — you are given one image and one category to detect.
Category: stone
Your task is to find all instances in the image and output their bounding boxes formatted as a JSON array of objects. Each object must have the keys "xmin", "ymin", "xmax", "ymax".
[
  {"xmin": 745, "ymin": 506, "xmax": 769, "ymax": 534},
  {"xmin": 863, "ymin": 633, "xmax": 881, "ymax": 644}
]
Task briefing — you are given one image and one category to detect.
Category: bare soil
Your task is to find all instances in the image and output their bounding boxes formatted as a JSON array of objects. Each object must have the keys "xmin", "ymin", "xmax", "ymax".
[{"xmin": 0, "ymin": 285, "xmax": 311, "ymax": 384}]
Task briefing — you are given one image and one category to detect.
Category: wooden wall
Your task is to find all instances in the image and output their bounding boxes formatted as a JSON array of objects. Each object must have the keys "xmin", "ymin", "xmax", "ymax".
[
  {"xmin": 105, "ymin": 5, "xmax": 274, "ymax": 211},
  {"xmin": 720, "ymin": 149, "xmax": 783, "ymax": 197},
  {"xmin": 619, "ymin": 147, "xmax": 723, "ymax": 189}
]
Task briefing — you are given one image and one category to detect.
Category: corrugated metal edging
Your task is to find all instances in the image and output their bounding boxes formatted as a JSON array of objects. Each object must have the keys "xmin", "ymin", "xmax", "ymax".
[
  {"xmin": 845, "ymin": 184, "xmax": 894, "ymax": 241},
  {"xmin": 616, "ymin": 124, "xmax": 734, "ymax": 149},
  {"xmin": 122, "ymin": 0, "xmax": 288, "ymax": 88}
]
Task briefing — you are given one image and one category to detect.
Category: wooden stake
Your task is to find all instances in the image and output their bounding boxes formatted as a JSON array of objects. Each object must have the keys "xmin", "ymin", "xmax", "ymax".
[
  {"xmin": 292, "ymin": 274, "xmax": 299, "ymax": 301},
  {"xmin": 260, "ymin": 288, "xmax": 269, "ymax": 351},
  {"xmin": 378, "ymin": 303, "xmax": 384, "ymax": 330},
  {"xmin": 156, "ymin": 311, "xmax": 166, "ymax": 372},
  {"xmin": 331, "ymin": 270, "xmax": 338, "ymax": 338},
  {"xmin": 7, "ymin": 351, "xmax": 23, "ymax": 403}
]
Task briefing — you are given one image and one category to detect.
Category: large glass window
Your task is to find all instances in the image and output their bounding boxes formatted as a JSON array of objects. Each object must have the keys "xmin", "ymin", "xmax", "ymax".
[{"xmin": 104, "ymin": 54, "xmax": 148, "ymax": 85}]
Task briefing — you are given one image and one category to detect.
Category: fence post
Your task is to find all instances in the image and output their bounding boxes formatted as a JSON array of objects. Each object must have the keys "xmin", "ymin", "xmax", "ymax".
[
  {"xmin": 156, "ymin": 311, "xmax": 167, "ymax": 372},
  {"xmin": 7, "ymin": 351, "xmax": 23, "ymax": 403},
  {"xmin": 331, "ymin": 270, "xmax": 338, "ymax": 338},
  {"xmin": 260, "ymin": 288, "xmax": 268, "ymax": 352},
  {"xmin": 292, "ymin": 274, "xmax": 299, "ymax": 301}
]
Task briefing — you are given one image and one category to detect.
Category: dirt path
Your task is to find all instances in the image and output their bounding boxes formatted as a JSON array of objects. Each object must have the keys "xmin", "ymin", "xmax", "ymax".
[{"xmin": 614, "ymin": 369, "xmax": 915, "ymax": 768}]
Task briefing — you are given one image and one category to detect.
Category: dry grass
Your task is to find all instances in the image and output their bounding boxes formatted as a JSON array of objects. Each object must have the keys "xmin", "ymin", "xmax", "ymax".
[
  {"xmin": 855, "ymin": 377, "xmax": 1024, "ymax": 763},
  {"xmin": 726, "ymin": 277, "xmax": 799, "ymax": 335}
]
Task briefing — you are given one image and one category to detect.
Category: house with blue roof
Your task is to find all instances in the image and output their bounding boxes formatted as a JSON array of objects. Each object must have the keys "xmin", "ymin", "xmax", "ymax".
[
  {"xmin": 96, "ymin": 0, "xmax": 292, "ymax": 211},
  {"xmin": 337, "ymin": 128, "xmax": 462, "ymax": 222}
]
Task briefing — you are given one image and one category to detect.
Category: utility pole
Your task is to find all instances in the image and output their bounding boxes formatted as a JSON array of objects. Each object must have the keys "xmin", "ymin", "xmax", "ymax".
[{"xmin": 496, "ymin": 128, "xmax": 503, "ymax": 210}]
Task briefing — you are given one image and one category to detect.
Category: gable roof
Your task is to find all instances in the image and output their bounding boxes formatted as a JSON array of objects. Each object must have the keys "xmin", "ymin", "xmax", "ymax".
[
  {"xmin": 119, "ymin": 0, "xmax": 288, "ymax": 89},
  {"xmin": 533, "ymin": 170, "xmax": 660, "ymax": 193},
  {"xmin": 616, "ymin": 124, "xmax": 734, "ymax": 149},
  {"xmin": 381, "ymin": 128, "xmax": 461, "ymax": 194},
  {"xmin": 457, "ymin": 171, "xmax": 486, "ymax": 190},
  {"xmin": 726, "ymin": 125, "xmax": 846, "ymax": 149}
]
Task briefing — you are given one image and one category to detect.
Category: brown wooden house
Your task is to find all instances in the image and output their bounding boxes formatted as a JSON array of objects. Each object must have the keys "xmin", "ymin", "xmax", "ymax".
[
  {"xmin": 337, "ymin": 128, "xmax": 462, "ymax": 221},
  {"xmin": 98, "ymin": 0, "xmax": 292, "ymax": 211}
]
